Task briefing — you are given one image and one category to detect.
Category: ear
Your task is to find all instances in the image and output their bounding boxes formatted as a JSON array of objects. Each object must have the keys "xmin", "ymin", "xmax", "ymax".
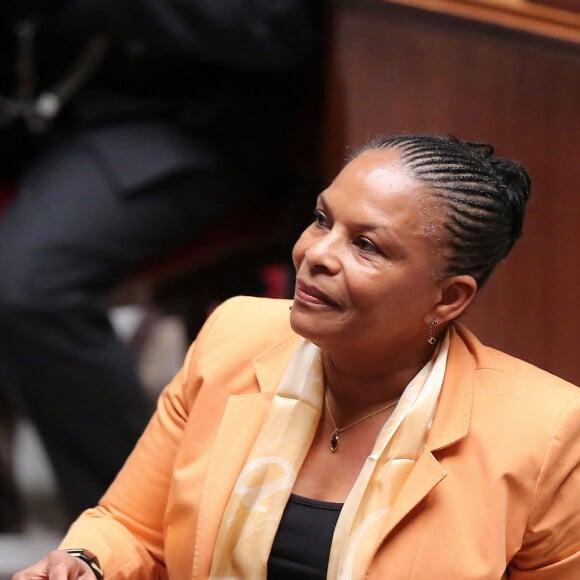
[{"xmin": 427, "ymin": 275, "xmax": 478, "ymax": 325}]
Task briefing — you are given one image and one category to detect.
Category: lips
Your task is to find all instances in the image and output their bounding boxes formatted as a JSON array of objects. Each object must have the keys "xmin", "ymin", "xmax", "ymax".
[{"xmin": 295, "ymin": 280, "xmax": 339, "ymax": 308}]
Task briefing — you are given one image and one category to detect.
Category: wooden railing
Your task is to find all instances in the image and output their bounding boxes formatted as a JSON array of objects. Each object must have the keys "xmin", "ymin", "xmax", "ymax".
[{"xmin": 380, "ymin": 0, "xmax": 580, "ymax": 43}]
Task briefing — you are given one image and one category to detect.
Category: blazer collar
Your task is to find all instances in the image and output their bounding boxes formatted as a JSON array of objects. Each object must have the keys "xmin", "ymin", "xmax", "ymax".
[
  {"xmin": 426, "ymin": 323, "xmax": 474, "ymax": 452},
  {"xmin": 243, "ymin": 323, "xmax": 475, "ymax": 456},
  {"xmin": 376, "ymin": 324, "xmax": 476, "ymax": 546},
  {"xmin": 253, "ymin": 333, "xmax": 302, "ymax": 393},
  {"xmin": 250, "ymin": 324, "xmax": 475, "ymax": 450},
  {"xmin": 193, "ymin": 334, "xmax": 300, "ymax": 578},
  {"xmin": 248, "ymin": 324, "xmax": 476, "ymax": 539},
  {"xmin": 194, "ymin": 326, "xmax": 475, "ymax": 575}
]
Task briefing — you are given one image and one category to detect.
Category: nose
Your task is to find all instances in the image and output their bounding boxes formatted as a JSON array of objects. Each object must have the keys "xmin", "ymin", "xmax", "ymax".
[{"xmin": 302, "ymin": 230, "xmax": 342, "ymax": 275}]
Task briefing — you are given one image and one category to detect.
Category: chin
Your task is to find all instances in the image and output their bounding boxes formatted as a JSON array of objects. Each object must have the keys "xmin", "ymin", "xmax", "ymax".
[
  {"xmin": 290, "ymin": 306, "xmax": 313, "ymax": 337},
  {"xmin": 289, "ymin": 307, "xmax": 327, "ymax": 346}
]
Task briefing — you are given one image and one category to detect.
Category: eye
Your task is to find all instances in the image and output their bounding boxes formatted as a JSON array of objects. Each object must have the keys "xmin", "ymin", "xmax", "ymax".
[
  {"xmin": 355, "ymin": 236, "xmax": 379, "ymax": 255},
  {"xmin": 312, "ymin": 208, "xmax": 328, "ymax": 228}
]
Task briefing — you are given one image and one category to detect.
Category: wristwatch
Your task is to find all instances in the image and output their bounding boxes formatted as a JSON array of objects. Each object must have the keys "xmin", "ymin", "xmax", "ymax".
[{"xmin": 64, "ymin": 548, "xmax": 104, "ymax": 579}]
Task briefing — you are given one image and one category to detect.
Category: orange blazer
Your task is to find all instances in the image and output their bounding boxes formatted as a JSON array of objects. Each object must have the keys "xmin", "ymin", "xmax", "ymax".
[{"xmin": 61, "ymin": 296, "xmax": 580, "ymax": 579}]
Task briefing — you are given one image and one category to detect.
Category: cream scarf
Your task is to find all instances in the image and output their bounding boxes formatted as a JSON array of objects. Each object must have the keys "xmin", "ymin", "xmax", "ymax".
[{"xmin": 209, "ymin": 331, "xmax": 449, "ymax": 579}]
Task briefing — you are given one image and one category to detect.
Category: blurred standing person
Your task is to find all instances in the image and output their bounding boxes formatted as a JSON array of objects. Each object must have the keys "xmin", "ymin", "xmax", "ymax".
[{"xmin": 0, "ymin": 0, "xmax": 318, "ymax": 531}]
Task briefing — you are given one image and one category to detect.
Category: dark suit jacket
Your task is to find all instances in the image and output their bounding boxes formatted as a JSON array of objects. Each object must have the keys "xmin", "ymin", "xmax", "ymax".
[{"xmin": 0, "ymin": 1, "xmax": 319, "ymax": 190}]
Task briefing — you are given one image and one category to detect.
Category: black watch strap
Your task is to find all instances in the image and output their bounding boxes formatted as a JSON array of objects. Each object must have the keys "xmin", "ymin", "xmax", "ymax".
[{"xmin": 64, "ymin": 548, "xmax": 104, "ymax": 579}]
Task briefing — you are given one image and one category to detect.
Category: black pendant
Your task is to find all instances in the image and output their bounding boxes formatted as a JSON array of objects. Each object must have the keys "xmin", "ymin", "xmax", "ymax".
[{"xmin": 330, "ymin": 430, "xmax": 340, "ymax": 452}]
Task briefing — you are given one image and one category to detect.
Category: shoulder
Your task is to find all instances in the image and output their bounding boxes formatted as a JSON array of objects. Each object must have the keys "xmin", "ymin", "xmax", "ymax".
[
  {"xmin": 438, "ymin": 326, "xmax": 580, "ymax": 574},
  {"xmin": 447, "ymin": 324, "xmax": 580, "ymax": 462},
  {"xmin": 448, "ymin": 324, "xmax": 580, "ymax": 484},
  {"xmin": 454, "ymin": 323, "xmax": 579, "ymax": 403},
  {"xmin": 187, "ymin": 295, "xmax": 297, "ymax": 369},
  {"xmin": 198, "ymin": 295, "xmax": 295, "ymax": 346}
]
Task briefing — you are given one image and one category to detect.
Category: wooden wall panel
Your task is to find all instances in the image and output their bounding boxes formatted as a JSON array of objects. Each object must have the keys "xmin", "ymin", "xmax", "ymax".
[{"xmin": 322, "ymin": 0, "xmax": 580, "ymax": 383}]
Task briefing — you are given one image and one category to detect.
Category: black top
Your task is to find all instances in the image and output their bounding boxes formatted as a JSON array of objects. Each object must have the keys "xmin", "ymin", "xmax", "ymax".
[{"xmin": 268, "ymin": 494, "xmax": 343, "ymax": 579}]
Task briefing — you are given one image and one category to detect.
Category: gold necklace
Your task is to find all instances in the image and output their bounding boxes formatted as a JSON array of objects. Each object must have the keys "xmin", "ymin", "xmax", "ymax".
[{"xmin": 324, "ymin": 392, "xmax": 399, "ymax": 453}]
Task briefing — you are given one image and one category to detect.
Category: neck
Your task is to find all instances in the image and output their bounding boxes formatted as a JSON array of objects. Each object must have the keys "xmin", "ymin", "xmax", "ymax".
[
  {"xmin": 324, "ymin": 388, "xmax": 399, "ymax": 453},
  {"xmin": 321, "ymin": 350, "xmax": 430, "ymax": 412},
  {"xmin": 319, "ymin": 329, "xmax": 438, "ymax": 385}
]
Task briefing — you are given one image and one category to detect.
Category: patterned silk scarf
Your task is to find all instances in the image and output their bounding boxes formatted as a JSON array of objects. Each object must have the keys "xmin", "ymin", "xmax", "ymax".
[{"xmin": 209, "ymin": 332, "xmax": 449, "ymax": 579}]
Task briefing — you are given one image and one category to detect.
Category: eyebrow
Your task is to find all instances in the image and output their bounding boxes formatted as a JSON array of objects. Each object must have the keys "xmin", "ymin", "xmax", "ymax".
[{"xmin": 318, "ymin": 193, "xmax": 389, "ymax": 233}]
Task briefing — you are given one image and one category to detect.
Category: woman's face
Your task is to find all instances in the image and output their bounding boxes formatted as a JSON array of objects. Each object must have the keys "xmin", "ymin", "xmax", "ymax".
[{"xmin": 290, "ymin": 147, "xmax": 448, "ymax": 356}]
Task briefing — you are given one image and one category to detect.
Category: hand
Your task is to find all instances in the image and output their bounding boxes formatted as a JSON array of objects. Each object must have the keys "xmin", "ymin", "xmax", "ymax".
[{"xmin": 12, "ymin": 549, "xmax": 95, "ymax": 579}]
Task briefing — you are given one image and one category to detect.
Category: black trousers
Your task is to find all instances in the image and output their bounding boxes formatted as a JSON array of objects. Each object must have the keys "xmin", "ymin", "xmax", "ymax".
[{"xmin": 0, "ymin": 128, "xmax": 248, "ymax": 523}]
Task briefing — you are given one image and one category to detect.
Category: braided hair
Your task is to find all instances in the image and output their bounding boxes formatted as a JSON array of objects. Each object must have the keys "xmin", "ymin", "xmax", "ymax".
[{"xmin": 359, "ymin": 134, "xmax": 532, "ymax": 287}]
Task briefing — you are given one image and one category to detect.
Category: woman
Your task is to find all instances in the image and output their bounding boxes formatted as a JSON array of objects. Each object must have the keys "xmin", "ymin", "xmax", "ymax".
[{"xmin": 15, "ymin": 135, "xmax": 580, "ymax": 578}]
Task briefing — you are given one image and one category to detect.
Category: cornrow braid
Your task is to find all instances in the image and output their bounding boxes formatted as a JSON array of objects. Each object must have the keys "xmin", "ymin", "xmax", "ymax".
[{"xmin": 359, "ymin": 134, "xmax": 531, "ymax": 287}]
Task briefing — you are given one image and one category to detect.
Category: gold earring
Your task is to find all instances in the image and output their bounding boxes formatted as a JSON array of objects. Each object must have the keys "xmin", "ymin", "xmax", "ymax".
[{"xmin": 428, "ymin": 320, "xmax": 438, "ymax": 345}]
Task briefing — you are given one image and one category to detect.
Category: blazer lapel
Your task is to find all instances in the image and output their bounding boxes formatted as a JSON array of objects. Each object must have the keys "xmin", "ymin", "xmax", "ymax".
[
  {"xmin": 192, "ymin": 335, "xmax": 299, "ymax": 578},
  {"xmin": 426, "ymin": 324, "xmax": 474, "ymax": 453},
  {"xmin": 374, "ymin": 325, "xmax": 475, "ymax": 547},
  {"xmin": 193, "ymin": 325, "xmax": 476, "ymax": 574},
  {"xmin": 379, "ymin": 449, "xmax": 446, "ymax": 540}
]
